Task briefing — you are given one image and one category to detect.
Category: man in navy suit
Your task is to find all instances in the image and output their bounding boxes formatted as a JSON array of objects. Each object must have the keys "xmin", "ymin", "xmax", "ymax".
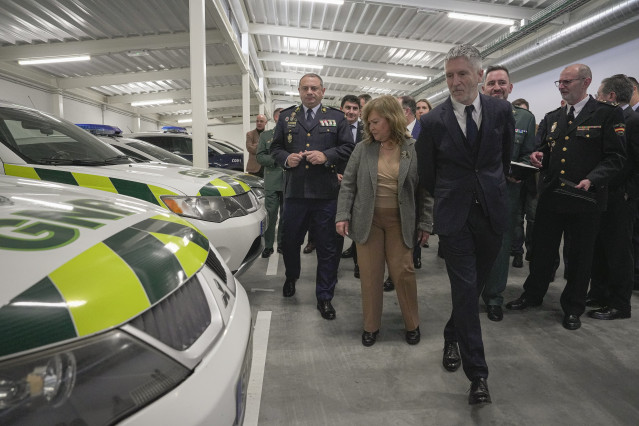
[{"xmin": 416, "ymin": 44, "xmax": 514, "ymax": 405}]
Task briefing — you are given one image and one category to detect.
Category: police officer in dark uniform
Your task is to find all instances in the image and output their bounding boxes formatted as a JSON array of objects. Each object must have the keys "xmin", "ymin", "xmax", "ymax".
[
  {"xmin": 506, "ymin": 64, "xmax": 626, "ymax": 330},
  {"xmin": 270, "ymin": 73, "xmax": 355, "ymax": 320}
]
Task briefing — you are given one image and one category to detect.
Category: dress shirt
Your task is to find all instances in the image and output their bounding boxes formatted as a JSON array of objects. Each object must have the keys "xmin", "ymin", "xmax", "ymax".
[
  {"xmin": 407, "ymin": 118, "xmax": 416, "ymax": 135},
  {"xmin": 349, "ymin": 122, "xmax": 358, "ymax": 142},
  {"xmin": 451, "ymin": 94, "xmax": 482, "ymax": 137},
  {"xmin": 302, "ymin": 104, "xmax": 321, "ymax": 121},
  {"xmin": 566, "ymin": 96, "xmax": 590, "ymax": 119}
]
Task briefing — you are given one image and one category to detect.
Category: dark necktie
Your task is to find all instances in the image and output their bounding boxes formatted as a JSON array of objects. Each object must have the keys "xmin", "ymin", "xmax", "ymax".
[
  {"xmin": 306, "ymin": 108, "xmax": 314, "ymax": 123},
  {"xmin": 567, "ymin": 106, "xmax": 575, "ymax": 123},
  {"xmin": 465, "ymin": 105, "xmax": 478, "ymax": 147},
  {"xmin": 351, "ymin": 124, "xmax": 357, "ymax": 142}
]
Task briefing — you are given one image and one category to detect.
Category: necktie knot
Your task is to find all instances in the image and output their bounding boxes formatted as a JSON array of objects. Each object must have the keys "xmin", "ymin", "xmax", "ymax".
[
  {"xmin": 306, "ymin": 108, "xmax": 314, "ymax": 122},
  {"xmin": 567, "ymin": 106, "xmax": 575, "ymax": 122}
]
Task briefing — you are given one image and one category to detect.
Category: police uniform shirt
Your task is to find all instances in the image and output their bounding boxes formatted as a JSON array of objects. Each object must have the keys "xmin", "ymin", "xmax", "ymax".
[{"xmin": 566, "ymin": 95, "xmax": 590, "ymax": 120}]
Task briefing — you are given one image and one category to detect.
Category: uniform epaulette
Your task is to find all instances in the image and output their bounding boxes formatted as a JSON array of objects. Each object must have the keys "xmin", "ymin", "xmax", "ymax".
[
  {"xmin": 325, "ymin": 105, "xmax": 342, "ymax": 112},
  {"xmin": 548, "ymin": 105, "xmax": 562, "ymax": 114},
  {"xmin": 513, "ymin": 104, "xmax": 534, "ymax": 116},
  {"xmin": 280, "ymin": 104, "xmax": 298, "ymax": 112},
  {"xmin": 596, "ymin": 99, "xmax": 617, "ymax": 107}
]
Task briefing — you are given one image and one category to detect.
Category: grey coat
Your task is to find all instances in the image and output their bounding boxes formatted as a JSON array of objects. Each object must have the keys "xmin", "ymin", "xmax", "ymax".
[{"xmin": 336, "ymin": 137, "xmax": 434, "ymax": 248}]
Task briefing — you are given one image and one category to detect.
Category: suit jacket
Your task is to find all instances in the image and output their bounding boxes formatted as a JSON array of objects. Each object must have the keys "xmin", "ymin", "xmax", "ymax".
[
  {"xmin": 255, "ymin": 128, "xmax": 283, "ymax": 191},
  {"xmin": 614, "ymin": 107, "xmax": 639, "ymax": 199},
  {"xmin": 411, "ymin": 118, "xmax": 421, "ymax": 140},
  {"xmin": 337, "ymin": 121, "xmax": 364, "ymax": 174},
  {"xmin": 415, "ymin": 94, "xmax": 514, "ymax": 235},
  {"xmin": 537, "ymin": 96, "xmax": 626, "ymax": 212},
  {"xmin": 245, "ymin": 129, "xmax": 262, "ymax": 173},
  {"xmin": 336, "ymin": 137, "xmax": 434, "ymax": 247},
  {"xmin": 270, "ymin": 104, "xmax": 354, "ymax": 199}
]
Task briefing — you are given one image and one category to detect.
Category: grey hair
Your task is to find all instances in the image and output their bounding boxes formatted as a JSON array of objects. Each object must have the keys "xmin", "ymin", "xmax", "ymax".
[
  {"xmin": 575, "ymin": 64, "xmax": 592, "ymax": 80},
  {"xmin": 299, "ymin": 73, "xmax": 324, "ymax": 87},
  {"xmin": 445, "ymin": 44, "xmax": 482, "ymax": 71},
  {"xmin": 601, "ymin": 74, "xmax": 634, "ymax": 104}
]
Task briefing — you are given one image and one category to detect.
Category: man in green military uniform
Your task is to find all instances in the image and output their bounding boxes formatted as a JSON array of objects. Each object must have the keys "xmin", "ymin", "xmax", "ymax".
[
  {"xmin": 256, "ymin": 108, "xmax": 284, "ymax": 258},
  {"xmin": 480, "ymin": 65, "xmax": 537, "ymax": 322}
]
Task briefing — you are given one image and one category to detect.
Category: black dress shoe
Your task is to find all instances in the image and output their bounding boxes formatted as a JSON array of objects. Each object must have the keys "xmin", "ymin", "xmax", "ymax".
[
  {"xmin": 282, "ymin": 278, "xmax": 296, "ymax": 297},
  {"xmin": 277, "ymin": 247, "xmax": 283, "ymax": 254},
  {"xmin": 587, "ymin": 307, "xmax": 631, "ymax": 320},
  {"xmin": 383, "ymin": 277, "xmax": 394, "ymax": 292},
  {"xmin": 468, "ymin": 378, "xmax": 491, "ymax": 405},
  {"xmin": 443, "ymin": 341, "xmax": 461, "ymax": 372},
  {"xmin": 512, "ymin": 253, "xmax": 523, "ymax": 268},
  {"xmin": 414, "ymin": 258, "xmax": 422, "ymax": 269},
  {"xmin": 354, "ymin": 264, "xmax": 360, "ymax": 278},
  {"xmin": 505, "ymin": 296, "xmax": 541, "ymax": 310},
  {"xmin": 303, "ymin": 242, "xmax": 315, "ymax": 254},
  {"xmin": 317, "ymin": 300, "xmax": 336, "ymax": 320},
  {"xmin": 405, "ymin": 326, "xmax": 420, "ymax": 345},
  {"xmin": 261, "ymin": 248, "xmax": 274, "ymax": 258},
  {"xmin": 341, "ymin": 246, "xmax": 354, "ymax": 258},
  {"xmin": 525, "ymin": 251, "xmax": 532, "ymax": 262},
  {"xmin": 486, "ymin": 305, "xmax": 503, "ymax": 322},
  {"xmin": 585, "ymin": 298, "xmax": 604, "ymax": 308},
  {"xmin": 562, "ymin": 314, "xmax": 581, "ymax": 330},
  {"xmin": 361, "ymin": 330, "xmax": 379, "ymax": 347}
]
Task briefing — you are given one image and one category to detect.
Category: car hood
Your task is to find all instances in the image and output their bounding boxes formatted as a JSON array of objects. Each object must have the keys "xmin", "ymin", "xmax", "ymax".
[
  {"xmin": 0, "ymin": 177, "xmax": 210, "ymax": 357},
  {"xmin": 3, "ymin": 162, "xmax": 252, "ymax": 208}
]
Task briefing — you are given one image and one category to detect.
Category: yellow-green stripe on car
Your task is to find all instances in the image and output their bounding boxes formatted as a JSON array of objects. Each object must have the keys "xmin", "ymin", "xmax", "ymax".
[
  {"xmin": 50, "ymin": 242, "xmax": 151, "ymax": 336},
  {"xmin": 72, "ymin": 172, "xmax": 118, "ymax": 194}
]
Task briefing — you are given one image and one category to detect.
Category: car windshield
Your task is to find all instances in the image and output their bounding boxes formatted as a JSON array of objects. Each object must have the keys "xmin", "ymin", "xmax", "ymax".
[
  {"xmin": 0, "ymin": 107, "xmax": 134, "ymax": 166},
  {"xmin": 127, "ymin": 140, "xmax": 193, "ymax": 165},
  {"xmin": 212, "ymin": 139, "xmax": 242, "ymax": 153},
  {"xmin": 209, "ymin": 139, "xmax": 237, "ymax": 154}
]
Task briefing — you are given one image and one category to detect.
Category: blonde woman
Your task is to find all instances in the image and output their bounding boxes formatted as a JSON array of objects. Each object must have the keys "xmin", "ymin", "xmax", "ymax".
[{"xmin": 336, "ymin": 95, "xmax": 433, "ymax": 347}]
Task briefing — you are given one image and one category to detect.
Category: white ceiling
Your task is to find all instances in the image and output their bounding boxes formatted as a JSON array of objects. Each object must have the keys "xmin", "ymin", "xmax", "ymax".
[{"xmin": 0, "ymin": 0, "xmax": 636, "ymax": 126}]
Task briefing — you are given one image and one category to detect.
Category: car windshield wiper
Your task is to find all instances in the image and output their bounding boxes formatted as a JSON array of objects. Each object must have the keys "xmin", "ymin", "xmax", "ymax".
[{"xmin": 102, "ymin": 155, "xmax": 134, "ymax": 164}]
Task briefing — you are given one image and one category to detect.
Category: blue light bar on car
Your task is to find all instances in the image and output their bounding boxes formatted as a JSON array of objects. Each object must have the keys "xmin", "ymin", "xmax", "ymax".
[
  {"xmin": 76, "ymin": 123, "xmax": 123, "ymax": 136},
  {"xmin": 161, "ymin": 126, "xmax": 188, "ymax": 134}
]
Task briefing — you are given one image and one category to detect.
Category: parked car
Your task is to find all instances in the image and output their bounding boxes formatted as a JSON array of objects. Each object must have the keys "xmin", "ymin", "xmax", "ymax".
[
  {"xmin": 0, "ymin": 175, "xmax": 251, "ymax": 425},
  {"xmin": 127, "ymin": 128, "xmax": 244, "ymax": 171},
  {"xmin": 76, "ymin": 124, "xmax": 265, "ymax": 199},
  {"xmin": 0, "ymin": 101, "xmax": 266, "ymax": 274}
]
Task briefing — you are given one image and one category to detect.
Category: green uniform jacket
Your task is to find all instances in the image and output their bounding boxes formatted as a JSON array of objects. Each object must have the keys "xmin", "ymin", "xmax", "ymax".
[
  {"xmin": 256, "ymin": 128, "xmax": 283, "ymax": 191},
  {"xmin": 512, "ymin": 104, "xmax": 537, "ymax": 163}
]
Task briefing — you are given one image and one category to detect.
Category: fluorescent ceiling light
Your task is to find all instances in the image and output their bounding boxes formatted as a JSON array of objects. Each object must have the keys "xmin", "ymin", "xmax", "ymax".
[
  {"xmin": 281, "ymin": 62, "xmax": 323, "ymax": 70},
  {"xmin": 131, "ymin": 99, "xmax": 173, "ymax": 107},
  {"xmin": 299, "ymin": 0, "xmax": 344, "ymax": 5},
  {"xmin": 18, "ymin": 55, "xmax": 91, "ymax": 65},
  {"xmin": 386, "ymin": 72, "xmax": 430, "ymax": 81},
  {"xmin": 448, "ymin": 12, "xmax": 515, "ymax": 26},
  {"xmin": 177, "ymin": 118, "xmax": 193, "ymax": 123},
  {"xmin": 285, "ymin": 91, "xmax": 299, "ymax": 96}
]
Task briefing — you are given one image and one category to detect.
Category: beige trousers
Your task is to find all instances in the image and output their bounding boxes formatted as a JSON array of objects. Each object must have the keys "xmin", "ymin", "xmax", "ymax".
[{"xmin": 356, "ymin": 206, "xmax": 419, "ymax": 332}]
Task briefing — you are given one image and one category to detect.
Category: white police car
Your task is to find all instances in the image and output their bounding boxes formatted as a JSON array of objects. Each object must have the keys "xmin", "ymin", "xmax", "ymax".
[
  {"xmin": 76, "ymin": 124, "xmax": 265, "ymax": 199},
  {"xmin": 0, "ymin": 175, "xmax": 251, "ymax": 425},
  {"xmin": 0, "ymin": 102, "xmax": 266, "ymax": 274}
]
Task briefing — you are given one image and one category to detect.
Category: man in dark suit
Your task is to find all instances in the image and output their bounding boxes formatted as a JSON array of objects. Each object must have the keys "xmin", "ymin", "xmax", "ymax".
[
  {"xmin": 587, "ymin": 74, "xmax": 639, "ymax": 319},
  {"xmin": 506, "ymin": 64, "xmax": 626, "ymax": 331},
  {"xmin": 416, "ymin": 44, "xmax": 514, "ymax": 405},
  {"xmin": 338, "ymin": 94, "xmax": 363, "ymax": 278},
  {"xmin": 270, "ymin": 73, "xmax": 355, "ymax": 320}
]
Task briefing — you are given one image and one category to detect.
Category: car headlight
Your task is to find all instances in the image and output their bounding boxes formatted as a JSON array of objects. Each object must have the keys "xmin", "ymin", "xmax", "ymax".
[
  {"xmin": 162, "ymin": 195, "xmax": 247, "ymax": 223},
  {"xmin": 0, "ymin": 331, "xmax": 189, "ymax": 425}
]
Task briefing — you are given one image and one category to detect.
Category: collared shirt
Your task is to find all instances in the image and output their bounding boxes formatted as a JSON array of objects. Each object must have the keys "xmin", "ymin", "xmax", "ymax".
[
  {"xmin": 302, "ymin": 104, "xmax": 321, "ymax": 120},
  {"xmin": 633, "ymin": 101, "xmax": 639, "ymax": 111},
  {"xmin": 566, "ymin": 96, "xmax": 590, "ymax": 118},
  {"xmin": 407, "ymin": 118, "xmax": 416, "ymax": 135},
  {"xmin": 451, "ymin": 94, "xmax": 482, "ymax": 137}
]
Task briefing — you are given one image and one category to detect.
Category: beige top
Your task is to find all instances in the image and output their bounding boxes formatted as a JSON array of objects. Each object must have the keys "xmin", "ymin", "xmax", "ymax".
[{"xmin": 375, "ymin": 143, "xmax": 400, "ymax": 208}]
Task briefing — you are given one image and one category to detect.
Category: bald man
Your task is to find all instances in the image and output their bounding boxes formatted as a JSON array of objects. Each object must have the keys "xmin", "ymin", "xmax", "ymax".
[{"xmin": 246, "ymin": 114, "xmax": 268, "ymax": 177}]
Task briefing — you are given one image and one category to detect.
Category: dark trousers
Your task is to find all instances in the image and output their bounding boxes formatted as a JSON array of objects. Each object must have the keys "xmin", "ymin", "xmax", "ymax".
[
  {"xmin": 483, "ymin": 180, "xmax": 522, "ymax": 306},
  {"xmin": 522, "ymin": 196, "xmax": 600, "ymax": 316},
  {"xmin": 263, "ymin": 190, "xmax": 283, "ymax": 249},
  {"xmin": 633, "ymin": 201, "xmax": 639, "ymax": 288},
  {"xmin": 281, "ymin": 197, "xmax": 341, "ymax": 301},
  {"xmin": 511, "ymin": 177, "xmax": 537, "ymax": 256},
  {"xmin": 588, "ymin": 189, "xmax": 636, "ymax": 312},
  {"xmin": 440, "ymin": 202, "xmax": 502, "ymax": 381}
]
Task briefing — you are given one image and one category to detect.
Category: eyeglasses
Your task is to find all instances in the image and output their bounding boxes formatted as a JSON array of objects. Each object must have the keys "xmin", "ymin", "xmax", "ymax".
[{"xmin": 554, "ymin": 78, "xmax": 585, "ymax": 87}]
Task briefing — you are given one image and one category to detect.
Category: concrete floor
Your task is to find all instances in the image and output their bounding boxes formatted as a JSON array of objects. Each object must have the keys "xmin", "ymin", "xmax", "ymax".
[{"xmin": 240, "ymin": 236, "xmax": 639, "ymax": 426}]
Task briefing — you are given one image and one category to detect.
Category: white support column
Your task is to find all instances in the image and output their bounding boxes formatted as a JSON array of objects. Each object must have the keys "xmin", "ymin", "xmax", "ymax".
[
  {"xmin": 242, "ymin": 32, "xmax": 251, "ymax": 172},
  {"xmin": 133, "ymin": 113, "xmax": 141, "ymax": 132},
  {"xmin": 189, "ymin": 0, "xmax": 209, "ymax": 169},
  {"xmin": 52, "ymin": 90, "xmax": 64, "ymax": 118}
]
